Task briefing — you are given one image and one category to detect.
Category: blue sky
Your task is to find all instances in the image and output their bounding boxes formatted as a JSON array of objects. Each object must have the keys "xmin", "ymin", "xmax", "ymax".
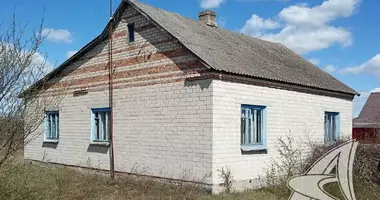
[{"xmin": 1, "ymin": 0, "xmax": 379, "ymax": 116}]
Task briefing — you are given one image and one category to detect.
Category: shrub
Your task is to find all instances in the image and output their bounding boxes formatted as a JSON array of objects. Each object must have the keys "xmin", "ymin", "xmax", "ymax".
[
  {"xmin": 261, "ymin": 134, "xmax": 303, "ymax": 197},
  {"xmin": 262, "ymin": 135, "xmax": 380, "ymax": 199},
  {"xmin": 217, "ymin": 167, "xmax": 234, "ymax": 193}
]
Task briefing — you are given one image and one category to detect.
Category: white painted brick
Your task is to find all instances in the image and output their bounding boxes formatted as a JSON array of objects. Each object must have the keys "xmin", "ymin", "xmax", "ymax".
[
  {"xmin": 211, "ymin": 80, "xmax": 353, "ymax": 185},
  {"xmin": 23, "ymin": 3, "xmax": 354, "ymax": 192},
  {"xmin": 25, "ymin": 80, "xmax": 213, "ymax": 184}
]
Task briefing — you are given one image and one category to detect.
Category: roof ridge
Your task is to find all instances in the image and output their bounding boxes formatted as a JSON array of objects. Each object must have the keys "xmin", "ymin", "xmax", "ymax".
[
  {"xmin": 21, "ymin": 0, "xmax": 358, "ymax": 98},
  {"xmin": 130, "ymin": 0, "xmax": 280, "ymax": 47},
  {"xmin": 131, "ymin": 0, "xmax": 195, "ymax": 21},
  {"xmin": 130, "ymin": 0, "xmax": 358, "ymax": 96}
]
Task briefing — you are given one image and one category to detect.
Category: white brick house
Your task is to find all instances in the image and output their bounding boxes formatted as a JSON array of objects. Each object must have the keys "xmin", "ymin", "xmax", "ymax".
[{"xmin": 22, "ymin": 0, "xmax": 358, "ymax": 192}]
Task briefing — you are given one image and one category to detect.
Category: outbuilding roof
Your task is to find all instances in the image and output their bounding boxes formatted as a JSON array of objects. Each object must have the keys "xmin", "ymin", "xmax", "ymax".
[{"xmin": 354, "ymin": 92, "xmax": 380, "ymax": 127}]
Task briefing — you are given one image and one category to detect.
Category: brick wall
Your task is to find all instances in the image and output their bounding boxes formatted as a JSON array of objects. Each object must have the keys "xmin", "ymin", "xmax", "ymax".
[
  {"xmin": 353, "ymin": 128, "xmax": 380, "ymax": 143},
  {"xmin": 25, "ymin": 80, "xmax": 213, "ymax": 183},
  {"xmin": 24, "ymin": 5, "xmax": 213, "ymax": 184},
  {"xmin": 24, "ymin": 2, "xmax": 354, "ymax": 190},
  {"xmin": 42, "ymin": 5, "xmax": 206, "ymax": 95},
  {"xmin": 211, "ymin": 79, "xmax": 352, "ymax": 190},
  {"xmin": 112, "ymin": 80, "xmax": 212, "ymax": 182}
]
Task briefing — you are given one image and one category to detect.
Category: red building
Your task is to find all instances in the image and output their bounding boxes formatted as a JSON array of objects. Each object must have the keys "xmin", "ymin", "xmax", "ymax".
[{"xmin": 353, "ymin": 92, "xmax": 380, "ymax": 142}]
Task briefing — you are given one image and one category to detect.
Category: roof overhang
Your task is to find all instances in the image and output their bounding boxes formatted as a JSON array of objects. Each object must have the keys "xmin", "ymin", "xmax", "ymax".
[
  {"xmin": 353, "ymin": 123, "xmax": 380, "ymax": 128},
  {"xmin": 19, "ymin": 0, "xmax": 360, "ymax": 99}
]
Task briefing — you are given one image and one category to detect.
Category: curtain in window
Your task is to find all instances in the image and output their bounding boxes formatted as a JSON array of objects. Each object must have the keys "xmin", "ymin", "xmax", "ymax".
[
  {"xmin": 93, "ymin": 110, "xmax": 110, "ymax": 141},
  {"xmin": 241, "ymin": 107, "xmax": 262, "ymax": 145}
]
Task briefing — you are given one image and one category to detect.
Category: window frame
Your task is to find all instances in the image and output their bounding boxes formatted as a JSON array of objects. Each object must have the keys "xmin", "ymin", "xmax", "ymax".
[
  {"xmin": 44, "ymin": 111, "xmax": 59, "ymax": 143},
  {"xmin": 240, "ymin": 104, "xmax": 267, "ymax": 151},
  {"xmin": 90, "ymin": 108, "xmax": 111, "ymax": 144},
  {"xmin": 324, "ymin": 111, "xmax": 340, "ymax": 144},
  {"xmin": 128, "ymin": 23, "xmax": 135, "ymax": 43}
]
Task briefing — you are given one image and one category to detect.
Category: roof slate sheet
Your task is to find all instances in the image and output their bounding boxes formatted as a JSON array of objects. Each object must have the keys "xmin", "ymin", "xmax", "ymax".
[
  {"xmin": 21, "ymin": 0, "xmax": 358, "ymax": 97},
  {"xmin": 131, "ymin": 1, "xmax": 358, "ymax": 95},
  {"xmin": 354, "ymin": 92, "xmax": 380, "ymax": 125}
]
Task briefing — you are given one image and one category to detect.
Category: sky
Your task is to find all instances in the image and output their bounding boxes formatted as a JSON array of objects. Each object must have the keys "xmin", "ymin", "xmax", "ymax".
[{"xmin": 1, "ymin": 0, "xmax": 379, "ymax": 116}]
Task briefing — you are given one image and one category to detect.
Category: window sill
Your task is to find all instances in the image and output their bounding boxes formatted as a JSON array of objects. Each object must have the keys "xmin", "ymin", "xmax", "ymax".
[
  {"xmin": 241, "ymin": 144, "xmax": 266, "ymax": 152},
  {"xmin": 90, "ymin": 142, "xmax": 110, "ymax": 147},
  {"xmin": 43, "ymin": 139, "xmax": 59, "ymax": 144}
]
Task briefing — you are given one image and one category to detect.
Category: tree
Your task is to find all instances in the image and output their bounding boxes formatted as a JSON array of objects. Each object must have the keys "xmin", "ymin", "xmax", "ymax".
[{"xmin": 0, "ymin": 13, "xmax": 60, "ymax": 167}]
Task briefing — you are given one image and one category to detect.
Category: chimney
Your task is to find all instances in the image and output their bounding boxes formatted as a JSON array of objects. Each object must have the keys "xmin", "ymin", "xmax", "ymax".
[{"xmin": 199, "ymin": 10, "xmax": 217, "ymax": 27}]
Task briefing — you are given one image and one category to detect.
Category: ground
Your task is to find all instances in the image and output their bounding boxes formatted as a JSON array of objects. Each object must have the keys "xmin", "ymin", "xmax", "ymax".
[
  {"xmin": 0, "ymin": 151, "xmax": 281, "ymax": 200},
  {"xmin": 0, "ymin": 151, "xmax": 379, "ymax": 200}
]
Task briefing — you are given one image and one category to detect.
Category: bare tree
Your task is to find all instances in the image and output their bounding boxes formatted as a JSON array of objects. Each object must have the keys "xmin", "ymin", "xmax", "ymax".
[{"xmin": 0, "ymin": 13, "xmax": 62, "ymax": 167}]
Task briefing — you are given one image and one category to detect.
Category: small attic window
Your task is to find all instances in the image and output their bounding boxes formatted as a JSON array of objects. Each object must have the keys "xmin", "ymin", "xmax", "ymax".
[{"xmin": 128, "ymin": 23, "xmax": 135, "ymax": 43}]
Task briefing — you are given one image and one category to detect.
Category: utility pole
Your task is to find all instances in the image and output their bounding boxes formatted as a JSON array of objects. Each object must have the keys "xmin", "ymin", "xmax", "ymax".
[{"xmin": 108, "ymin": 0, "xmax": 115, "ymax": 180}]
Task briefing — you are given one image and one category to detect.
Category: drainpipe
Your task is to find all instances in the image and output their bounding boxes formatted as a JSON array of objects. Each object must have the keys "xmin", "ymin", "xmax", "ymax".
[{"xmin": 108, "ymin": 0, "xmax": 115, "ymax": 180}]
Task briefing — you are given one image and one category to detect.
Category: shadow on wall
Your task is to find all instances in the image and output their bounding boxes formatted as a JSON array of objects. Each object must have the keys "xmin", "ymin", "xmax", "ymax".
[
  {"xmin": 241, "ymin": 149, "xmax": 268, "ymax": 155},
  {"xmin": 184, "ymin": 79, "xmax": 212, "ymax": 90},
  {"xmin": 87, "ymin": 144, "xmax": 109, "ymax": 154},
  {"xmin": 42, "ymin": 142, "xmax": 58, "ymax": 149}
]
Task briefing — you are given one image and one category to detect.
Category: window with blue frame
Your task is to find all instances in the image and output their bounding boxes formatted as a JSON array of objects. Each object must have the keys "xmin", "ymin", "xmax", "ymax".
[
  {"xmin": 128, "ymin": 23, "xmax": 135, "ymax": 43},
  {"xmin": 241, "ymin": 105, "xmax": 267, "ymax": 151},
  {"xmin": 91, "ymin": 108, "xmax": 111, "ymax": 142},
  {"xmin": 324, "ymin": 112, "xmax": 340, "ymax": 143},
  {"xmin": 45, "ymin": 111, "xmax": 59, "ymax": 141}
]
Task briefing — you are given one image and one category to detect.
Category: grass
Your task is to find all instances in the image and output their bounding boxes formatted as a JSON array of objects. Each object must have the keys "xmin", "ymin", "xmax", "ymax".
[
  {"xmin": 0, "ymin": 163, "xmax": 281, "ymax": 200},
  {"xmin": 0, "ymin": 152, "xmax": 282, "ymax": 200},
  {"xmin": 0, "ymin": 152, "xmax": 379, "ymax": 199}
]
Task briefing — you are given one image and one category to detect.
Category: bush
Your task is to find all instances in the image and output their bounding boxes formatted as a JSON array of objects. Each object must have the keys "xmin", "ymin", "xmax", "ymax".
[
  {"xmin": 217, "ymin": 167, "xmax": 234, "ymax": 193},
  {"xmin": 259, "ymin": 135, "xmax": 300, "ymax": 196},
  {"xmin": 262, "ymin": 135, "xmax": 380, "ymax": 199},
  {"xmin": 309, "ymin": 141, "xmax": 380, "ymax": 199}
]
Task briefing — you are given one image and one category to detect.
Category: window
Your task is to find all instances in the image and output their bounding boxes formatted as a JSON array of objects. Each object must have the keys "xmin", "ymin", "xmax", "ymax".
[
  {"xmin": 45, "ymin": 111, "xmax": 59, "ymax": 141},
  {"xmin": 128, "ymin": 23, "xmax": 135, "ymax": 43},
  {"xmin": 91, "ymin": 108, "xmax": 111, "ymax": 142},
  {"xmin": 324, "ymin": 112, "xmax": 340, "ymax": 143},
  {"xmin": 241, "ymin": 105, "xmax": 267, "ymax": 151}
]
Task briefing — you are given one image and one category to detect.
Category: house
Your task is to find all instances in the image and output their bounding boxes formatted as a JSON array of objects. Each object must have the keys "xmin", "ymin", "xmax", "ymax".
[
  {"xmin": 353, "ymin": 92, "xmax": 380, "ymax": 142},
  {"xmin": 23, "ymin": 0, "xmax": 358, "ymax": 193}
]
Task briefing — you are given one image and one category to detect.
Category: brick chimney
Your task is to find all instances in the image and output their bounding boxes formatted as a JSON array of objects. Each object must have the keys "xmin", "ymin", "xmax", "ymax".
[{"xmin": 199, "ymin": 10, "xmax": 217, "ymax": 27}]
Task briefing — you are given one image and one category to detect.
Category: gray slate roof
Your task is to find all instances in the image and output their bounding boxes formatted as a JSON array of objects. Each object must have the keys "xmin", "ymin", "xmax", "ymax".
[
  {"xmin": 131, "ymin": 0, "xmax": 358, "ymax": 95},
  {"xmin": 354, "ymin": 92, "xmax": 380, "ymax": 125},
  {"xmin": 22, "ymin": 0, "xmax": 358, "ymax": 97}
]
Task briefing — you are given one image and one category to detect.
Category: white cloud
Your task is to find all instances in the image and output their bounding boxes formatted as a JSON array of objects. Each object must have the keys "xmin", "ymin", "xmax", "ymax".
[
  {"xmin": 66, "ymin": 50, "xmax": 78, "ymax": 59},
  {"xmin": 308, "ymin": 58, "xmax": 338, "ymax": 73},
  {"xmin": 1, "ymin": 43, "xmax": 54, "ymax": 75},
  {"xmin": 353, "ymin": 87, "xmax": 380, "ymax": 117},
  {"xmin": 31, "ymin": 53, "xmax": 53, "ymax": 70},
  {"xmin": 237, "ymin": 0, "xmax": 290, "ymax": 2},
  {"xmin": 340, "ymin": 54, "xmax": 380, "ymax": 75},
  {"xmin": 0, "ymin": 43, "xmax": 54, "ymax": 101},
  {"xmin": 200, "ymin": 0, "xmax": 225, "ymax": 9},
  {"xmin": 217, "ymin": 19, "xmax": 226, "ymax": 27},
  {"xmin": 324, "ymin": 65, "xmax": 337, "ymax": 73},
  {"xmin": 27, "ymin": 53, "xmax": 54, "ymax": 80},
  {"xmin": 261, "ymin": 25, "xmax": 351, "ymax": 54},
  {"xmin": 42, "ymin": 28, "xmax": 72, "ymax": 43},
  {"xmin": 308, "ymin": 58, "xmax": 320, "ymax": 65},
  {"xmin": 278, "ymin": 0, "xmax": 359, "ymax": 27},
  {"xmin": 240, "ymin": 0, "xmax": 360, "ymax": 54},
  {"xmin": 241, "ymin": 14, "xmax": 280, "ymax": 36}
]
